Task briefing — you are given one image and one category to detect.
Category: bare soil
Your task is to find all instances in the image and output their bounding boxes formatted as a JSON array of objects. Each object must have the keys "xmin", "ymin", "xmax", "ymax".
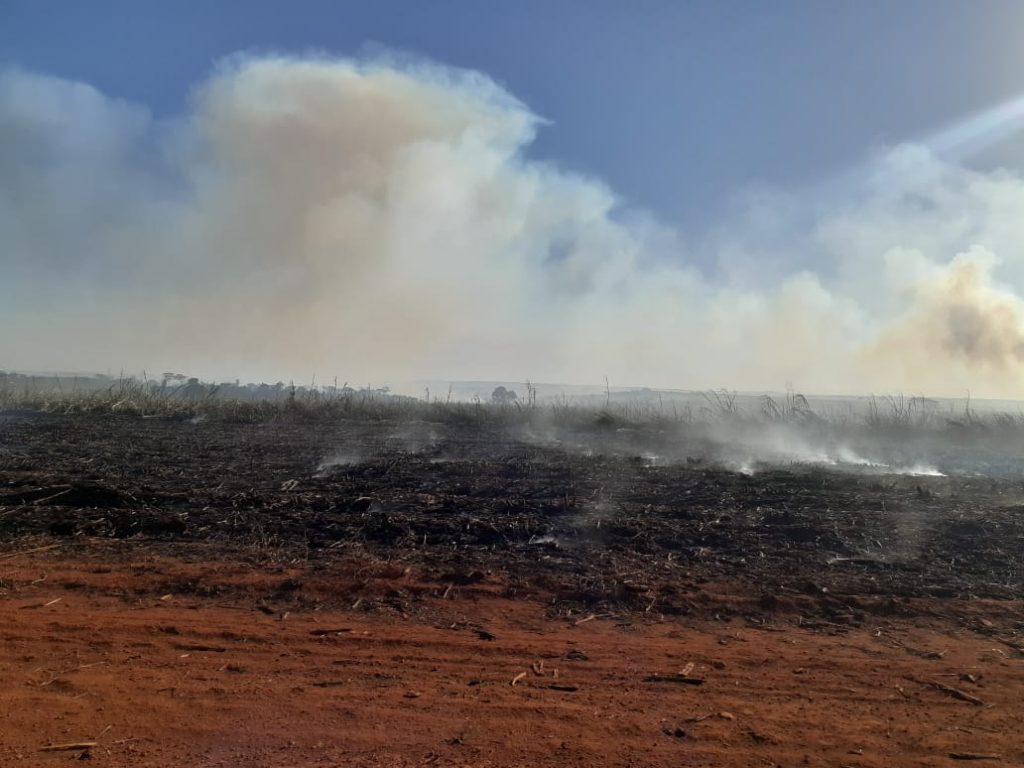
[{"xmin": 1, "ymin": 412, "xmax": 1022, "ymax": 766}]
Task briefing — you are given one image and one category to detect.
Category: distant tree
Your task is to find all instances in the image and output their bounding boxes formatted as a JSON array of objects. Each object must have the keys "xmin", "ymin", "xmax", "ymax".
[
  {"xmin": 180, "ymin": 377, "xmax": 204, "ymax": 399},
  {"xmin": 491, "ymin": 386, "xmax": 518, "ymax": 405}
]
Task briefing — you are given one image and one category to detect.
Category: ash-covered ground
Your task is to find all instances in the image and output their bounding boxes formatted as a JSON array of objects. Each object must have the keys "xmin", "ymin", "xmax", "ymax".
[{"xmin": 2, "ymin": 410, "xmax": 1022, "ymax": 613}]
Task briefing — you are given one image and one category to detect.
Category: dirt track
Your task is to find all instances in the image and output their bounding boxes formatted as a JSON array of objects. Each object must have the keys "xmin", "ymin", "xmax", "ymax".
[
  {"xmin": 2, "ymin": 412, "xmax": 1023, "ymax": 765},
  {"xmin": 2, "ymin": 547, "xmax": 1022, "ymax": 768}
]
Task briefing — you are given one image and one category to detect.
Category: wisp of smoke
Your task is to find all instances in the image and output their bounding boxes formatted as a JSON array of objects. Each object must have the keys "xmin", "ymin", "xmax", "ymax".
[{"xmin": 5, "ymin": 55, "xmax": 1024, "ymax": 396}]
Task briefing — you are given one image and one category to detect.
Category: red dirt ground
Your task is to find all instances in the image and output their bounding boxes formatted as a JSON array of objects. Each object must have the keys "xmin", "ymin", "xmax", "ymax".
[{"xmin": 2, "ymin": 544, "xmax": 1022, "ymax": 768}]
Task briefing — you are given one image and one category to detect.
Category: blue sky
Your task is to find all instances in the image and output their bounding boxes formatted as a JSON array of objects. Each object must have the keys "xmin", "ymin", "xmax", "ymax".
[{"xmin": 4, "ymin": 0, "xmax": 1024, "ymax": 232}]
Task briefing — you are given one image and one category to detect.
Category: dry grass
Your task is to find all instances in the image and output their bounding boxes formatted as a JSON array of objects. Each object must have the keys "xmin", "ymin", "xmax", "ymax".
[{"xmin": 3, "ymin": 374, "xmax": 1024, "ymax": 439}]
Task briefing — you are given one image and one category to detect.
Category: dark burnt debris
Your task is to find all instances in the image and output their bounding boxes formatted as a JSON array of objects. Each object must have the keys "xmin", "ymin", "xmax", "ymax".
[{"xmin": 1, "ymin": 412, "xmax": 1022, "ymax": 612}]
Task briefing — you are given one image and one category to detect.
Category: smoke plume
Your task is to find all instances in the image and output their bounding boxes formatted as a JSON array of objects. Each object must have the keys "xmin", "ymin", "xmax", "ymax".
[{"xmin": 4, "ymin": 55, "xmax": 1024, "ymax": 396}]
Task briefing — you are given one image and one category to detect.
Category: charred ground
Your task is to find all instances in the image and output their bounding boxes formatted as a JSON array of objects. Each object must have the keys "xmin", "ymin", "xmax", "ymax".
[{"xmin": 2, "ymin": 410, "xmax": 1022, "ymax": 614}]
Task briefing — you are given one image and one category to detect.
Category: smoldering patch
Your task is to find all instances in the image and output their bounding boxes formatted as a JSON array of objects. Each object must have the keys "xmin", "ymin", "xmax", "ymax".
[
  {"xmin": 387, "ymin": 421, "xmax": 443, "ymax": 454},
  {"xmin": 314, "ymin": 450, "xmax": 365, "ymax": 476}
]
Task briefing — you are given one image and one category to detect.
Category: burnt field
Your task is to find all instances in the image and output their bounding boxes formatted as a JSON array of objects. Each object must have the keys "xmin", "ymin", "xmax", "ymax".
[
  {"xmin": 4, "ymin": 409, "xmax": 1024, "ymax": 767},
  {"xmin": 2, "ymin": 409, "xmax": 1022, "ymax": 613}
]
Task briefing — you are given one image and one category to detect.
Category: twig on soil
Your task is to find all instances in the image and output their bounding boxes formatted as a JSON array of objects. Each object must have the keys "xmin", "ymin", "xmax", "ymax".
[
  {"xmin": 949, "ymin": 724, "xmax": 1001, "ymax": 735},
  {"xmin": 643, "ymin": 674, "xmax": 705, "ymax": 685},
  {"xmin": 991, "ymin": 637, "xmax": 1024, "ymax": 655},
  {"xmin": 309, "ymin": 628, "xmax": 353, "ymax": 636},
  {"xmin": 890, "ymin": 637, "xmax": 946, "ymax": 659},
  {"xmin": 510, "ymin": 672, "xmax": 527, "ymax": 686},
  {"xmin": 684, "ymin": 711, "xmax": 734, "ymax": 723},
  {"xmin": 910, "ymin": 677, "xmax": 985, "ymax": 706},
  {"xmin": 19, "ymin": 597, "xmax": 62, "ymax": 610},
  {"xmin": 39, "ymin": 742, "xmax": 98, "ymax": 752},
  {"xmin": 30, "ymin": 488, "xmax": 73, "ymax": 506}
]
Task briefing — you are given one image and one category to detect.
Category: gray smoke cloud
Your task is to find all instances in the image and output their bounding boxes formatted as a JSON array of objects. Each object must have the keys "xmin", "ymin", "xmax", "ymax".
[{"xmin": 4, "ymin": 55, "xmax": 1024, "ymax": 396}]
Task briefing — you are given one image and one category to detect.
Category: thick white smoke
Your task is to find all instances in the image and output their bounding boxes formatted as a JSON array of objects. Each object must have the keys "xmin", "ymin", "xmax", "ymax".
[{"xmin": 4, "ymin": 55, "xmax": 1024, "ymax": 396}]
